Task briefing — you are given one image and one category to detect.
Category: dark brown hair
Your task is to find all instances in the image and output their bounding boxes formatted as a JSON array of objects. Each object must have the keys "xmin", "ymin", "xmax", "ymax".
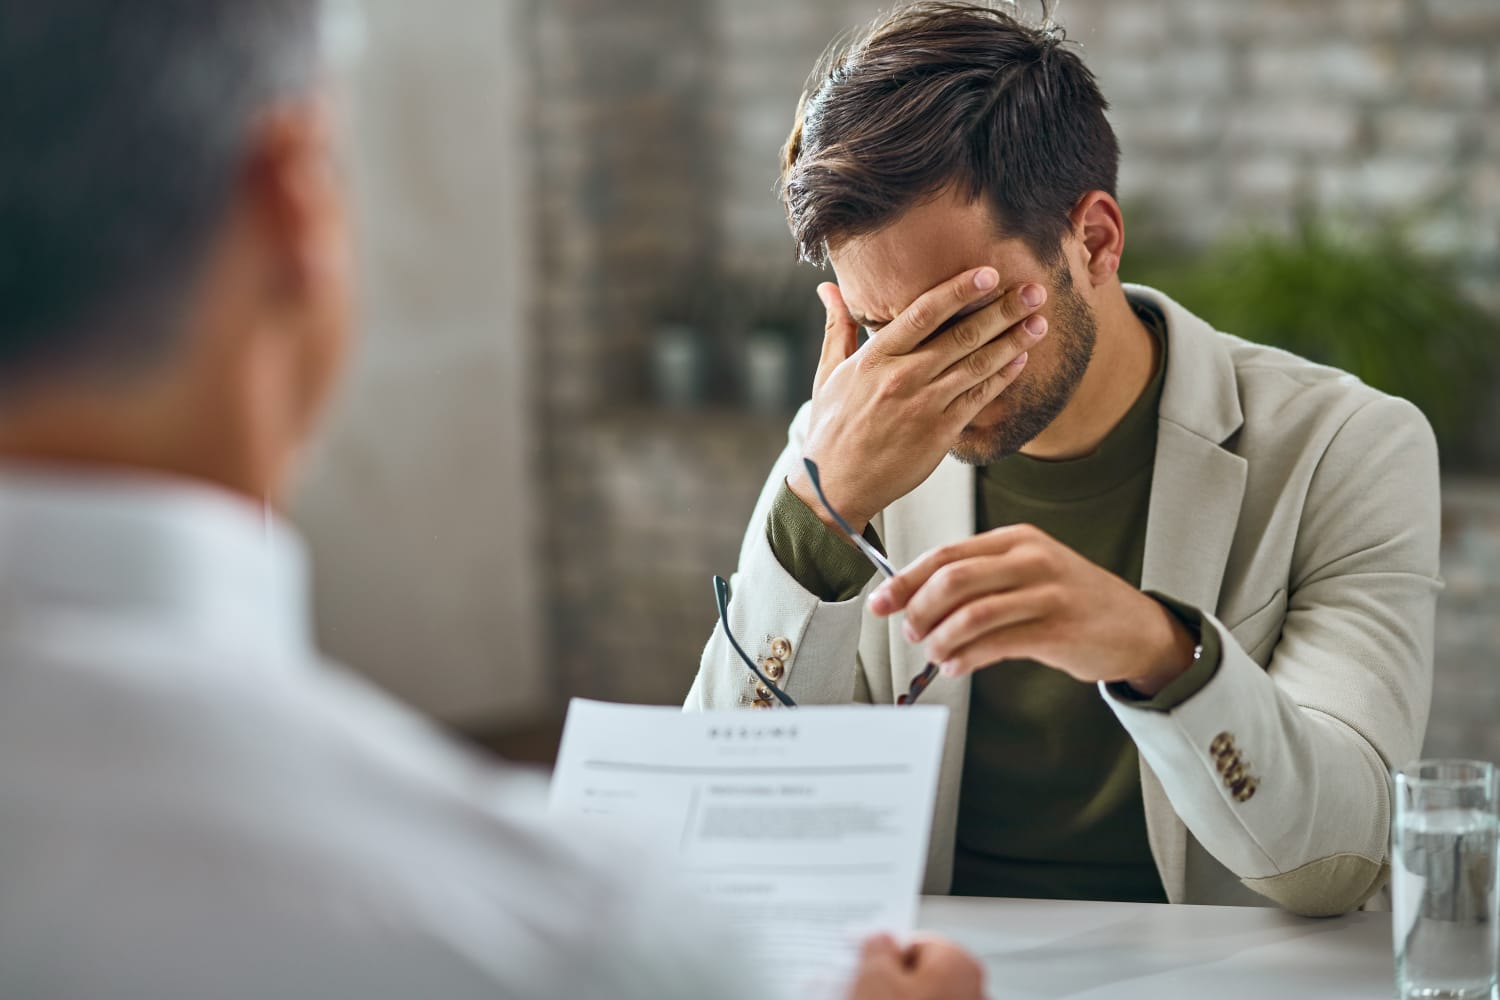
[{"xmin": 780, "ymin": 1, "xmax": 1119, "ymax": 266}]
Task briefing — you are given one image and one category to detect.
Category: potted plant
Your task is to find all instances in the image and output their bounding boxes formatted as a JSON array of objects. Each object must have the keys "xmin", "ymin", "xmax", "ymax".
[{"xmin": 1125, "ymin": 220, "xmax": 1500, "ymax": 472}]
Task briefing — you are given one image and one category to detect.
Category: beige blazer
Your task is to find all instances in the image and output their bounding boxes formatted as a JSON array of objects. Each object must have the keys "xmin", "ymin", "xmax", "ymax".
[{"xmin": 686, "ymin": 285, "xmax": 1441, "ymax": 916}]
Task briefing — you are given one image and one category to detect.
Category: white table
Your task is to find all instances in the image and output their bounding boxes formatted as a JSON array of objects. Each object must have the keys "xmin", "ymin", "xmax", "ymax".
[{"xmin": 919, "ymin": 896, "xmax": 1393, "ymax": 999}]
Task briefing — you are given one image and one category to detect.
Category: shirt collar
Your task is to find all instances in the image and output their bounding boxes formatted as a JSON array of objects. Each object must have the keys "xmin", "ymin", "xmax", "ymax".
[
  {"xmin": 1122, "ymin": 283, "xmax": 1245, "ymax": 446},
  {"xmin": 0, "ymin": 464, "xmax": 313, "ymax": 664}
]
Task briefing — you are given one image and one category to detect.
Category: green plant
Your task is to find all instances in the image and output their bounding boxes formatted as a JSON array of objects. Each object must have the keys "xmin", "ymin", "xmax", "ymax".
[{"xmin": 1125, "ymin": 222, "xmax": 1500, "ymax": 466}]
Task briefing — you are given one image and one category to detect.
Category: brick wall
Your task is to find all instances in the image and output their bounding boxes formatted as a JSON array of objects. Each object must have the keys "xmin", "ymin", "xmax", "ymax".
[
  {"xmin": 715, "ymin": 0, "xmax": 1500, "ymax": 280},
  {"xmin": 527, "ymin": 0, "xmax": 1500, "ymax": 756},
  {"xmin": 531, "ymin": 0, "xmax": 733, "ymax": 698}
]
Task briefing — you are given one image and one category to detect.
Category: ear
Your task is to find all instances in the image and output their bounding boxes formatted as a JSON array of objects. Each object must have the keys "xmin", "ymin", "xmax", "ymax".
[
  {"xmin": 1068, "ymin": 191, "xmax": 1125, "ymax": 288},
  {"xmin": 238, "ymin": 98, "xmax": 345, "ymax": 310},
  {"xmin": 230, "ymin": 96, "xmax": 353, "ymax": 485}
]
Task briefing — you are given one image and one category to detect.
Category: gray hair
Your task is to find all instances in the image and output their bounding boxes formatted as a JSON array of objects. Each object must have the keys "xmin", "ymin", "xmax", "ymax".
[{"xmin": 0, "ymin": 0, "xmax": 325, "ymax": 390}]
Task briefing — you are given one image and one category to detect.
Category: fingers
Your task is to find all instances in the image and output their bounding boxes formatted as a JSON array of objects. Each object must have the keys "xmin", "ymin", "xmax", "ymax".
[
  {"xmin": 933, "ymin": 311, "xmax": 1048, "ymax": 407},
  {"xmin": 898, "ymin": 935, "xmax": 935, "ymax": 969},
  {"xmin": 945, "ymin": 351, "xmax": 1029, "ymax": 430},
  {"xmin": 815, "ymin": 282, "xmax": 861, "ymax": 394},
  {"xmin": 915, "ymin": 281, "xmax": 1047, "ymax": 377},
  {"xmin": 867, "ymin": 526, "xmax": 1033, "ymax": 616},
  {"xmin": 872, "ymin": 267, "xmax": 1001, "ymax": 357},
  {"xmin": 936, "ymin": 622, "xmax": 1049, "ymax": 677},
  {"xmin": 849, "ymin": 934, "xmax": 986, "ymax": 1000},
  {"xmin": 846, "ymin": 933, "xmax": 905, "ymax": 1000},
  {"xmin": 860, "ymin": 933, "xmax": 903, "ymax": 967},
  {"xmin": 898, "ymin": 555, "xmax": 1038, "ymax": 643},
  {"xmin": 918, "ymin": 589, "xmax": 1044, "ymax": 665},
  {"xmin": 904, "ymin": 937, "xmax": 987, "ymax": 1000}
]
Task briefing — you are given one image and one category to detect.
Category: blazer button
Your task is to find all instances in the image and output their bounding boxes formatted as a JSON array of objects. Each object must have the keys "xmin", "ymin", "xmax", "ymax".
[
  {"xmin": 1224, "ymin": 760, "xmax": 1251, "ymax": 784},
  {"xmin": 751, "ymin": 698, "xmax": 773, "ymax": 709},
  {"xmin": 762, "ymin": 656, "xmax": 785, "ymax": 680},
  {"xmin": 1231, "ymin": 776, "xmax": 1259, "ymax": 802},
  {"xmin": 770, "ymin": 637, "xmax": 793, "ymax": 659},
  {"xmin": 1216, "ymin": 750, "xmax": 1241, "ymax": 776},
  {"xmin": 1210, "ymin": 732, "xmax": 1235, "ymax": 757}
]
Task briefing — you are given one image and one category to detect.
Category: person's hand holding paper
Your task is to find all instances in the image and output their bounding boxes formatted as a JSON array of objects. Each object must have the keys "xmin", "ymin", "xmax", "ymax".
[
  {"xmin": 846, "ymin": 934, "xmax": 986, "ymax": 1000},
  {"xmin": 549, "ymin": 700, "xmax": 983, "ymax": 999}
]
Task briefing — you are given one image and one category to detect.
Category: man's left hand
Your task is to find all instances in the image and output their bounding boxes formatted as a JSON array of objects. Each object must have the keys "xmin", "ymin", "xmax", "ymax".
[{"xmin": 866, "ymin": 525, "xmax": 1196, "ymax": 696}]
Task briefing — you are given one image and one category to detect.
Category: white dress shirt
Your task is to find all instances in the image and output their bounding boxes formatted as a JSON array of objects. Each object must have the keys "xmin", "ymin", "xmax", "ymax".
[{"xmin": 0, "ymin": 467, "xmax": 753, "ymax": 1000}]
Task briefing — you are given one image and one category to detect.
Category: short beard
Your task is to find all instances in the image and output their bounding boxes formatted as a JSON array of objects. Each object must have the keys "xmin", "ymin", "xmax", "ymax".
[{"xmin": 949, "ymin": 265, "xmax": 1097, "ymax": 466}]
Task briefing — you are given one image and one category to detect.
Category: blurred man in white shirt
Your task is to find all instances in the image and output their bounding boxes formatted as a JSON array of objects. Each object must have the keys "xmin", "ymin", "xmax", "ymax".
[{"xmin": 0, "ymin": 2, "xmax": 983, "ymax": 998}]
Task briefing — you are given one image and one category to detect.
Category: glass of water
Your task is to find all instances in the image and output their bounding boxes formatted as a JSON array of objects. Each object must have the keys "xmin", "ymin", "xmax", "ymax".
[{"xmin": 1393, "ymin": 759, "xmax": 1499, "ymax": 1000}]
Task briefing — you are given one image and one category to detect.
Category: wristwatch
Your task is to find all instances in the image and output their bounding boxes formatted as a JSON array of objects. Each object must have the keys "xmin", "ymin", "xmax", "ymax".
[{"xmin": 1110, "ymin": 596, "xmax": 1203, "ymax": 704}]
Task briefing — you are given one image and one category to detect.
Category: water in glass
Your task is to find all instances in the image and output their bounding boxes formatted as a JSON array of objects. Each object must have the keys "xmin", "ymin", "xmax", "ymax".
[{"xmin": 1394, "ymin": 807, "xmax": 1500, "ymax": 1000}]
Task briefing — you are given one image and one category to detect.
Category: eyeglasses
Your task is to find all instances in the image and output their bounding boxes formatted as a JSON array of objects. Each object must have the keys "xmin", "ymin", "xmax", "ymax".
[{"xmin": 711, "ymin": 457, "xmax": 940, "ymax": 709}]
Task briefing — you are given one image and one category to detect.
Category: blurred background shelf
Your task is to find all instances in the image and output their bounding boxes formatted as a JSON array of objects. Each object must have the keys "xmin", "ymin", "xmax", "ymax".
[{"xmin": 546, "ymin": 407, "xmax": 793, "ymax": 707}]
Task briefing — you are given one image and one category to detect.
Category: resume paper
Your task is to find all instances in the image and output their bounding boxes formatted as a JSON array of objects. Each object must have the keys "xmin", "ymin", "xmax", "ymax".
[{"xmin": 548, "ymin": 699, "xmax": 948, "ymax": 996}]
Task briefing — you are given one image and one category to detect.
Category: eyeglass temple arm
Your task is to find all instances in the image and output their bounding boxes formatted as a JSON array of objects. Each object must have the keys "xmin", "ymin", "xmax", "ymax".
[
  {"xmin": 899, "ymin": 663, "xmax": 939, "ymax": 705},
  {"xmin": 804, "ymin": 458, "xmax": 943, "ymax": 707},
  {"xmin": 802, "ymin": 458, "xmax": 897, "ymax": 580},
  {"xmin": 713, "ymin": 575, "xmax": 796, "ymax": 708}
]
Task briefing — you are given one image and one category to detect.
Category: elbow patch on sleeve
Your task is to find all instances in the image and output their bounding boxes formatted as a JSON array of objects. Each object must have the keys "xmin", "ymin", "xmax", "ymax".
[{"xmin": 1240, "ymin": 854, "xmax": 1388, "ymax": 918}]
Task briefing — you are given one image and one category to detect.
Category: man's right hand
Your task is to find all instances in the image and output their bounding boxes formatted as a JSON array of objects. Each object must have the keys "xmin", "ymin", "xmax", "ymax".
[
  {"xmin": 786, "ymin": 267, "xmax": 1049, "ymax": 534},
  {"xmin": 846, "ymin": 933, "xmax": 987, "ymax": 1000}
]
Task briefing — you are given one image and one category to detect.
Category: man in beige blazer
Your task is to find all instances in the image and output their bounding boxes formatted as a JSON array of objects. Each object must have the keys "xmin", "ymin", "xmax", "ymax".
[{"xmin": 687, "ymin": 2, "xmax": 1440, "ymax": 917}]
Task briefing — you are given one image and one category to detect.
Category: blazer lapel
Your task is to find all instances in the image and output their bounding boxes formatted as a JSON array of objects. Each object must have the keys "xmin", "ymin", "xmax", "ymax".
[
  {"xmin": 1141, "ymin": 423, "xmax": 1248, "ymax": 611},
  {"xmin": 883, "ymin": 452, "xmax": 976, "ymax": 689},
  {"xmin": 882, "ymin": 452, "xmax": 978, "ymax": 893},
  {"xmin": 1134, "ymin": 280, "xmax": 1250, "ymax": 613},
  {"xmin": 1129, "ymin": 284, "xmax": 1250, "ymax": 902}
]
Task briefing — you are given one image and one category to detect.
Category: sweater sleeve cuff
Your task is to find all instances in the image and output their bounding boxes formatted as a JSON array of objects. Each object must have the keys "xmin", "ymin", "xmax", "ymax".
[
  {"xmin": 1107, "ymin": 592, "xmax": 1223, "ymax": 712},
  {"xmin": 765, "ymin": 480, "xmax": 880, "ymax": 603}
]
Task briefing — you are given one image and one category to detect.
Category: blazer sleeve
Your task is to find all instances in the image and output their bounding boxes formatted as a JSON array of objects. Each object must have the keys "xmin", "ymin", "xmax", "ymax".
[
  {"xmin": 685, "ymin": 402, "xmax": 877, "ymax": 710},
  {"xmin": 1103, "ymin": 394, "xmax": 1441, "ymax": 916}
]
